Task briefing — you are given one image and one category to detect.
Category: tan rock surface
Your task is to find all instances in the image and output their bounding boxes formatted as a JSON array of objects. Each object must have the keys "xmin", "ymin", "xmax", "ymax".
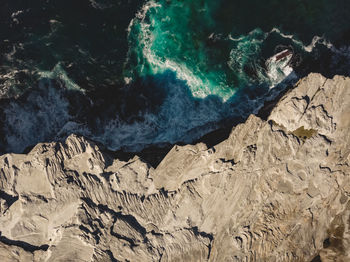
[{"xmin": 0, "ymin": 73, "xmax": 349, "ymax": 261}]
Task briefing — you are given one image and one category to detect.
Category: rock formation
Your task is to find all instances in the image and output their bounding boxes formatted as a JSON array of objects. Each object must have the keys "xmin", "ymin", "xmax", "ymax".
[{"xmin": 0, "ymin": 73, "xmax": 350, "ymax": 261}]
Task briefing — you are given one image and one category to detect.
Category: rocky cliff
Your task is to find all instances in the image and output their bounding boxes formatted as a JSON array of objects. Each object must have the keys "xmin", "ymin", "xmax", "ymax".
[{"xmin": 0, "ymin": 73, "xmax": 350, "ymax": 261}]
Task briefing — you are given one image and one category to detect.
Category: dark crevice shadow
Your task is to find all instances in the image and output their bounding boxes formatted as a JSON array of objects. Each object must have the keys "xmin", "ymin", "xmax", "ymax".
[
  {"xmin": 0, "ymin": 190, "xmax": 19, "ymax": 212},
  {"xmin": 0, "ymin": 233, "xmax": 49, "ymax": 252},
  {"xmin": 310, "ymin": 255, "xmax": 322, "ymax": 262},
  {"xmin": 105, "ymin": 143, "xmax": 174, "ymax": 169}
]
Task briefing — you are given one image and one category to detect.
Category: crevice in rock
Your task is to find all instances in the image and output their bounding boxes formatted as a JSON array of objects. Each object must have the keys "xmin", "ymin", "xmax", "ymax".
[
  {"xmin": 323, "ymin": 237, "xmax": 331, "ymax": 248},
  {"xmin": 0, "ymin": 190, "xmax": 18, "ymax": 212},
  {"xmin": 310, "ymin": 254, "xmax": 322, "ymax": 262},
  {"xmin": 299, "ymin": 79, "xmax": 327, "ymax": 121},
  {"xmin": 105, "ymin": 249, "xmax": 120, "ymax": 262},
  {"xmin": 82, "ymin": 172, "xmax": 102, "ymax": 183},
  {"xmin": 319, "ymin": 134, "xmax": 332, "ymax": 144},
  {"xmin": 218, "ymin": 158, "xmax": 237, "ymax": 166},
  {"xmin": 319, "ymin": 165, "xmax": 333, "ymax": 173},
  {"xmin": 110, "ymin": 225, "xmax": 138, "ymax": 248},
  {"xmin": 0, "ymin": 233, "xmax": 49, "ymax": 252},
  {"xmin": 79, "ymin": 225, "xmax": 101, "ymax": 244},
  {"xmin": 81, "ymin": 197, "xmax": 147, "ymax": 238},
  {"xmin": 268, "ymin": 120, "xmax": 289, "ymax": 139},
  {"xmin": 312, "ymin": 104, "xmax": 334, "ymax": 124},
  {"xmin": 107, "ymin": 145, "xmax": 173, "ymax": 169},
  {"xmin": 190, "ymin": 226, "xmax": 214, "ymax": 260}
]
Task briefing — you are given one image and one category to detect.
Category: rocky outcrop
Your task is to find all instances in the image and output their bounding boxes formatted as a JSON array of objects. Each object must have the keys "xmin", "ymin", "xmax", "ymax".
[{"xmin": 0, "ymin": 73, "xmax": 350, "ymax": 261}]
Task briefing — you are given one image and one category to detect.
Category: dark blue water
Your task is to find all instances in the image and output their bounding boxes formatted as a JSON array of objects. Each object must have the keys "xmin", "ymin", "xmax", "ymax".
[{"xmin": 1, "ymin": 0, "xmax": 350, "ymax": 154}]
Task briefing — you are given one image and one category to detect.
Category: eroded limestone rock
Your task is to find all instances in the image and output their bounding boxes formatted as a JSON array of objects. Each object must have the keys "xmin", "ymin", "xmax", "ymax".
[{"xmin": 0, "ymin": 73, "xmax": 349, "ymax": 261}]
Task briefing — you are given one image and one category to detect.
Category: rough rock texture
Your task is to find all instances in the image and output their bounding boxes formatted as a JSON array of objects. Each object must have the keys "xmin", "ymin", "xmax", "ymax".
[{"xmin": 0, "ymin": 73, "xmax": 350, "ymax": 261}]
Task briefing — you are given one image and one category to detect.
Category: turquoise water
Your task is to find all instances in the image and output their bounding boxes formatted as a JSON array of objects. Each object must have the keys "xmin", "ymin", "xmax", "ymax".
[
  {"xmin": 125, "ymin": 1, "xmax": 236, "ymax": 99},
  {"xmin": 125, "ymin": 0, "xmax": 350, "ymax": 100},
  {"xmin": 126, "ymin": 0, "xmax": 266, "ymax": 100},
  {"xmin": 1, "ymin": 0, "xmax": 350, "ymax": 153}
]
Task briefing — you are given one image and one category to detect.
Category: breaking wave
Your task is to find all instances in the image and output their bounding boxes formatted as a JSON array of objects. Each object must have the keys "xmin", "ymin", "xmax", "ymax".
[{"xmin": 1, "ymin": 0, "xmax": 350, "ymax": 154}]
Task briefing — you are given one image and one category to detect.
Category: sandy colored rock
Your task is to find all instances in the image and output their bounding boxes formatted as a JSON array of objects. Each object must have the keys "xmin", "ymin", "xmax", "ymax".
[{"xmin": 0, "ymin": 73, "xmax": 349, "ymax": 261}]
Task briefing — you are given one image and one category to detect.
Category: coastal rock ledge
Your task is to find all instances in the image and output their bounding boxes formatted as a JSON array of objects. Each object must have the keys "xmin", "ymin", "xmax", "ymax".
[{"xmin": 1, "ymin": 73, "xmax": 350, "ymax": 262}]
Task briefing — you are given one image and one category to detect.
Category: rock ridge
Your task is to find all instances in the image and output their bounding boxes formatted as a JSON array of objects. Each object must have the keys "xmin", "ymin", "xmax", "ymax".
[{"xmin": 0, "ymin": 73, "xmax": 350, "ymax": 261}]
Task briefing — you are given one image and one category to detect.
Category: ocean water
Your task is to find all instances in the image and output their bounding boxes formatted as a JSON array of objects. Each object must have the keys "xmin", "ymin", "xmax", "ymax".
[{"xmin": 1, "ymin": 0, "xmax": 350, "ymax": 153}]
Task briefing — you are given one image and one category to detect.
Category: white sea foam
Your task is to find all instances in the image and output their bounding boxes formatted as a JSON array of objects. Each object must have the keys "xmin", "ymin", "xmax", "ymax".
[
  {"xmin": 265, "ymin": 50, "xmax": 294, "ymax": 87},
  {"xmin": 11, "ymin": 10, "xmax": 25, "ymax": 24},
  {"xmin": 270, "ymin": 27, "xmax": 334, "ymax": 53},
  {"xmin": 3, "ymin": 1, "xmax": 348, "ymax": 155},
  {"xmin": 2, "ymin": 69, "xmax": 231, "ymax": 153},
  {"xmin": 126, "ymin": 0, "xmax": 235, "ymax": 101},
  {"xmin": 91, "ymin": 79, "xmax": 227, "ymax": 151},
  {"xmin": 126, "ymin": 1, "xmax": 161, "ymax": 34},
  {"xmin": 38, "ymin": 63, "xmax": 85, "ymax": 93},
  {"xmin": 3, "ymin": 80, "xmax": 71, "ymax": 153}
]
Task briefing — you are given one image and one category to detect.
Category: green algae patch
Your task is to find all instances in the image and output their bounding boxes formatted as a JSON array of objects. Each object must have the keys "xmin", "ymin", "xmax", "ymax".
[{"xmin": 291, "ymin": 126, "xmax": 317, "ymax": 141}]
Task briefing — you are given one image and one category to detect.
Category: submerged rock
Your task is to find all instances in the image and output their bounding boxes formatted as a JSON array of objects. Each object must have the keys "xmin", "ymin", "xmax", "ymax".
[{"xmin": 0, "ymin": 73, "xmax": 350, "ymax": 261}]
